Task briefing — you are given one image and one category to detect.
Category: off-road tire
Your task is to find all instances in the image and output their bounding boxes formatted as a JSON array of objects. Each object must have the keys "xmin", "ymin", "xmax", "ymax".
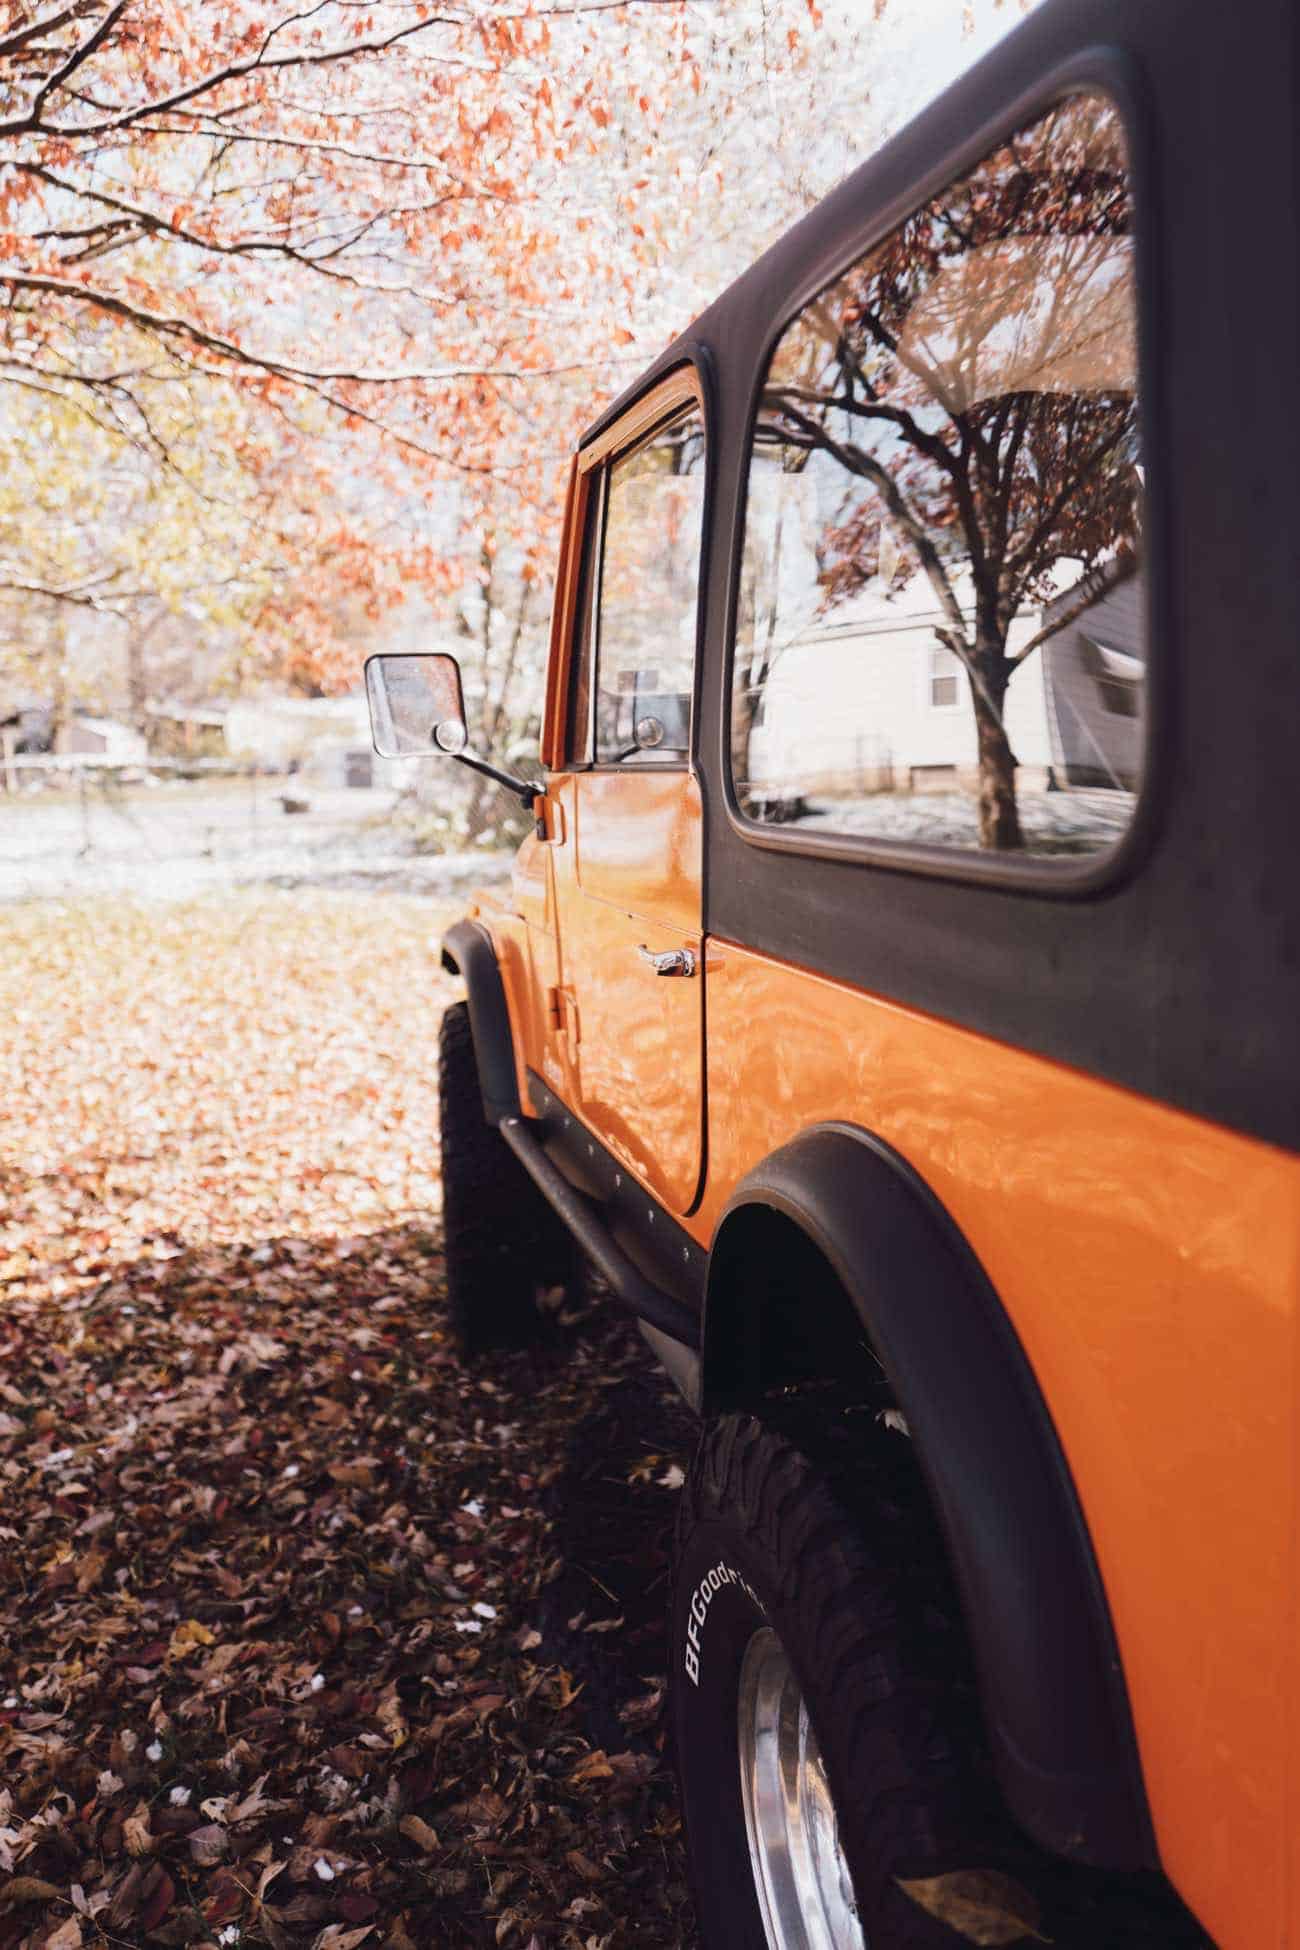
[
  {"xmin": 671, "ymin": 1404, "xmax": 1043, "ymax": 1949},
  {"xmin": 438, "ymin": 1001, "xmax": 581, "ymax": 1355}
]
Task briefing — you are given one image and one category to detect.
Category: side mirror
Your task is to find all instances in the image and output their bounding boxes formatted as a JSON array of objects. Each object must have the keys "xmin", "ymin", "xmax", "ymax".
[
  {"xmin": 364, "ymin": 652, "xmax": 468, "ymax": 758},
  {"xmin": 362, "ymin": 650, "xmax": 540, "ymax": 811}
]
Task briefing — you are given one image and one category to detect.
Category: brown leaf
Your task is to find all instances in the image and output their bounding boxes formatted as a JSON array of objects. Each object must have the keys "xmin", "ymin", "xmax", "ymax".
[
  {"xmin": 311, "ymin": 1927, "xmax": 374, "ymax": 1950},
  {"xmin": 105, "ymin": 1865, "xmax": 148, "ymax": 1930},
  {"xmin": 75, "ymin": 1546, "xmax": 109, "ymax": 1594},
  {"xmin": 123, "ymin": 1803, "xmax": 154, "ymax": 1857},
  {"xmin": 566, "ymin": 1749, "xmax": 614, "ymax": 1787},
  {"xmin": 202, "ymin": 1869, "xmax": 246, "ymax": 1928},
  {"xmin": 0, "ymin": 1877, "xmax": 63, "ymax": 1905},
  {"xmin": 137, "ymin": 1864, "xmax": 177, "ymax": 1934},
  {"xmin": 256, "ymin": 1860, "xmax": 288, "ymax": 1903},
  {"xmin": 606, "ymin": 1751, "xmax": 656, "ymax": 1787},
  {"xmin": 188, "ymin": 1822, "xmax": 228, "ymax": 1866},
  {"xmin": 397, "ymin": 1814, "xmax": 439, "ymax": 1854},
  {"xmin": 45, "ymin": 1920, "xmax": 83, "ymax": 1950},
  {"xmin": 375, "ymin": 1682, "xmax": 407, "ymax": 1748},
  {"xmin": 896, "ymin": 1871, "xmax": 1051, "ymax": 1945}
]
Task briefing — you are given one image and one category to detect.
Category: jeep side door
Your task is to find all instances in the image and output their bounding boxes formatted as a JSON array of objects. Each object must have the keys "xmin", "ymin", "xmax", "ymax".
[{"xmin": 541, "ymin": 370, "xmax": 707, "ymax": 1215}]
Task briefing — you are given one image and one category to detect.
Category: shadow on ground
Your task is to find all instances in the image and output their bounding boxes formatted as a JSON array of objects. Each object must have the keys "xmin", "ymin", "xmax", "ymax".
[
  {"xmin": 0, "ymin": 1209, "xmax": 1213, "ymax": 1950},
  {"xmin": 0, "ymin": 1220, "xmax": 699, "ymax": 1950}
]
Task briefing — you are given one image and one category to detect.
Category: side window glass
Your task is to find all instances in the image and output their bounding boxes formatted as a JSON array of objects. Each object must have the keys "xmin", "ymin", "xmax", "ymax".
[
  {"xmin": 732, "ymin": 94, "xmax": 1144, "ymax": 862},
  {"xmin": 589, "ymin": 405, "xmax": 706, "ymax": 765}
]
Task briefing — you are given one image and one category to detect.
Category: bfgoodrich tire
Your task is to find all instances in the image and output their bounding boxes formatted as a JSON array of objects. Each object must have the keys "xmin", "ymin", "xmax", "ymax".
[
  {"xmin": 438, "ymin": 1001, "xmax": 581, "ymax": 1355},
  {"xmin": 671, "ymin": 1407, "xmax": 1039, "ymax": 1950}
]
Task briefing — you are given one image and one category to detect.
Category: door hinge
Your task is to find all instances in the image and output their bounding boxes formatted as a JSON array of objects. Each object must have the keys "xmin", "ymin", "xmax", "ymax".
[
  {"xmin": 534, "ymin": 794, "xmax": 566, "ymax": 845},
  {"xmin": 545, "ymin": 985, "xmax": 580, "ymax": 1046}
]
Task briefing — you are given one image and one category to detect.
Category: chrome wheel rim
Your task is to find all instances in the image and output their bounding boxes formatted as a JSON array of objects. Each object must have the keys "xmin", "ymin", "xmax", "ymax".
[{"xmin": 737, "ymin": 1626, "xmax": 867, "ymax": 1950}]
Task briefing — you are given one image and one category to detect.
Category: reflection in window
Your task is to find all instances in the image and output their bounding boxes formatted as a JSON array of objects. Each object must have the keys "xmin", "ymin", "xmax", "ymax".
[
  {"xmin": 591, "ymin": 407, "xmax": 705, "ymax": 764},
  {"xmin": 732, "ymin": 95, "xmax": 1145, "ymax": 859}
]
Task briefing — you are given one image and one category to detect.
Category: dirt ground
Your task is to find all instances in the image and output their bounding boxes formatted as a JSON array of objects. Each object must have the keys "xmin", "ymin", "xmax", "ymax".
[{"xmin": 0, "ymin": 893, "xmax": 699, "ymax": 1950}]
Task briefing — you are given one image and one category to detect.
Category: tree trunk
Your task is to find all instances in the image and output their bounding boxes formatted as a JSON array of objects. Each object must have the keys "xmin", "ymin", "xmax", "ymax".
[
  {"xmin": 127, "ymin": 624, "xmax": 149, "ymax": 735},
  {"xmin": 48, "ymin": 607, "xmax": 69, "ymax": 752},
  {"xmin": 971, "ymin": 679, "xmax": 1023, "ymax": 851},
  {"xmin": 463, "ymin": 770, "xmax": 493, "ymax": 844}
]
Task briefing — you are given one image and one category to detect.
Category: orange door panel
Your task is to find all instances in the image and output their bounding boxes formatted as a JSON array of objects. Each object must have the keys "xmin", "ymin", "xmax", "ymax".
[
  {"xmin": 573, "ymin": 768, "xmax": 702, "ymax": 930},
  {"xmin": 550, "ymin": 768, "xmax": 703, "ymax": 1214}
]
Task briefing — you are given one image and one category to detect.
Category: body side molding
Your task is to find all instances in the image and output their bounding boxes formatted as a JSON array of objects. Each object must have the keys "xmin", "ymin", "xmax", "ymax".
[{"xmin": 704, "ymin": 1122, "xmax": 1156, "ymax": 1872}]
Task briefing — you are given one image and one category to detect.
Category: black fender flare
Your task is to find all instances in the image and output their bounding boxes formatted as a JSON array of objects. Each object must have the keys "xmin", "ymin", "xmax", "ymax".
[
  {"xmin": 703, "ymin": 1122, "xmax": 1156, "ymax": 1872},
  {"xmin": 440, "ymin": 920, "xmax": 521, "ymax": 1126}
]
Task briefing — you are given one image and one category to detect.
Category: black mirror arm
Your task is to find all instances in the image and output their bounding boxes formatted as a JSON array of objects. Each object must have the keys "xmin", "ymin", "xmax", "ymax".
[{"xmin": 451, "ymin": 748, "xmax": 539, "ymax": 811}]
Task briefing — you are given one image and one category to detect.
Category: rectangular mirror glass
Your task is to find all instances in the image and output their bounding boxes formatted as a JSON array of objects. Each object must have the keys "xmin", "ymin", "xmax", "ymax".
[{"xmin": 365, "ymin": 653, "xmax": 467, "ymax": 759}]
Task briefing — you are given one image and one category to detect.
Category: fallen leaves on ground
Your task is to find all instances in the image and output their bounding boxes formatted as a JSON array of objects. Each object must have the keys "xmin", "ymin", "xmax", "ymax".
[{"xmin": 1, "ymin": 893, "xmax": 699, "ymax": 1949}]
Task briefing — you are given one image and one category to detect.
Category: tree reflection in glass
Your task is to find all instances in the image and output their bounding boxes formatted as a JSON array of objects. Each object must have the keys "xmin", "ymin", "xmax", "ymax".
[{"xmin": 734, "ymin": 94, "xmax": 1143, "ymax": 857}]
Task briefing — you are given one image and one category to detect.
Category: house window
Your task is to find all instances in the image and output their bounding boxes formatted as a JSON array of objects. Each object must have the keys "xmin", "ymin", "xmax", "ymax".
[
  {"xmin": 730, "ymin": 92, "xmax": 1146, "ymax": 864},
  {"xmin": 930, "ymin": 646, "xmax": 961, "ymax": 709},
  {"xmin": 1085, "ymin": 637, "xmax": 1144, "ymax": 718}
]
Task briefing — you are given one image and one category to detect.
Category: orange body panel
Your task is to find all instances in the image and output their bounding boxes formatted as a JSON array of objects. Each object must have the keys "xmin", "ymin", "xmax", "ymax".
[
  {"xmin": 694, "ymin": 937, "xmax": 1299, "ymax": 1950},
  {"xmin": 470, "ymin": 768, "xmax": 705, "ymax": 1213}
]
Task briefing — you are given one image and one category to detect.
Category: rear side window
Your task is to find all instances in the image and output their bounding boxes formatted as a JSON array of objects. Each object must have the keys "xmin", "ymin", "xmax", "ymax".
[
  {"xmin": 731, "ymin": 93, "xmax": 1145, "ymax": 865},
  {"xmin": 572, "ymin": 405, "xmax": 706, "ymax": 767}
]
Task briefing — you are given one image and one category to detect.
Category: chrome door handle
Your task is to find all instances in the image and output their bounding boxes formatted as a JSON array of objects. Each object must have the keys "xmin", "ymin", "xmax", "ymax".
[{"xmin": 637, "ymin": 944, "xmax": 698, "ymax": 978}]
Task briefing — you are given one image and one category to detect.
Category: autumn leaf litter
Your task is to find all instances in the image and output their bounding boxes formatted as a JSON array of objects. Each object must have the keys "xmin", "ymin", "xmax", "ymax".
[{"xmin": 0, "ymin": 893, "xmax": 699, "ymax": 1950}]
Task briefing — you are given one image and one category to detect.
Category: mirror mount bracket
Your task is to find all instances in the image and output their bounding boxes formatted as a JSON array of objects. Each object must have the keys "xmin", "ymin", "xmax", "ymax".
[{"xmin": 450, "ymin": 747, "xmax": 539, "ymax": 812}]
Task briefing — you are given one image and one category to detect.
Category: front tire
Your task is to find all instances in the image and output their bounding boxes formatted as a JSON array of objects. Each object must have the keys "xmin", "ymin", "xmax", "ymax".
[
  {"xmin": 671, "ymin": 1408, "xmax": 1033, "ymax": 1949},
  {"xmin": 438, "ymin": 1000, "xmax": 581, "ymax": 1355}
]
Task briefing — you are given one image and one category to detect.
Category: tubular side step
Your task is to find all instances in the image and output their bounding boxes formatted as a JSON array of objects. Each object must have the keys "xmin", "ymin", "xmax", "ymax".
[{"xmin": 499, "ymin": 1116, "xmax": 700, "ymax": 1348}]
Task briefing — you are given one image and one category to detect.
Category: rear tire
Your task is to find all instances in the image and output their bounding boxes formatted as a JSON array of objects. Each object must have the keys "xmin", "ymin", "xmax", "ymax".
[
  {"xmin": 438, "ymin": 1001, "xmax": 582, "ymax": 1355},
  {"xmin": 671, "ymin": 1406, "xmax": 1045, "ymax": 1949}
]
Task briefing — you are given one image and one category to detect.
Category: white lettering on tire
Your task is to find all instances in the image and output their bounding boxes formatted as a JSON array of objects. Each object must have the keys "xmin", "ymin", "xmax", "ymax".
[{"xmin": 683, "ymin": 1559, "xmax": 765, "ymax": 1685}]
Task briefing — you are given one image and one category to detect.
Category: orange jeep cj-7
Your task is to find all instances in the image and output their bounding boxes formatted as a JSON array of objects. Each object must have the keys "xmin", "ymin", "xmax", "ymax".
[{"xmin": 363, "ymin": 0, "xmax": 1300, "ymax": 1942}]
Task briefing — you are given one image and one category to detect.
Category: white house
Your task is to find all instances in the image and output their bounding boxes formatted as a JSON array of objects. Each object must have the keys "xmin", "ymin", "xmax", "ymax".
[
  {"xmin": 745, "ymin": 565, "xmax": 1144, "ymax": 807},
  {"xmin": 57, "ymin": 716, "xmax": 149, "ymax": 763}
]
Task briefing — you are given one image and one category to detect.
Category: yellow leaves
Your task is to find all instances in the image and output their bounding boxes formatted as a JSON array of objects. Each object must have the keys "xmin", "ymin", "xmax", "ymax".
[
  {"xmin": 167, "ymin": 1618, "xmax": 215, "ymax": 1661},
  {"xmin": 896, "ymin": 1871, "xmax": 1052, "ymax": 1944}
]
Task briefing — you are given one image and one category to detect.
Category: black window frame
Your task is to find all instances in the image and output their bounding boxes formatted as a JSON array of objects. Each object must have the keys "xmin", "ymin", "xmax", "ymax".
[{"xmin": 720, "ymin": 68, "xmax": 1163, "ymax": 898}]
